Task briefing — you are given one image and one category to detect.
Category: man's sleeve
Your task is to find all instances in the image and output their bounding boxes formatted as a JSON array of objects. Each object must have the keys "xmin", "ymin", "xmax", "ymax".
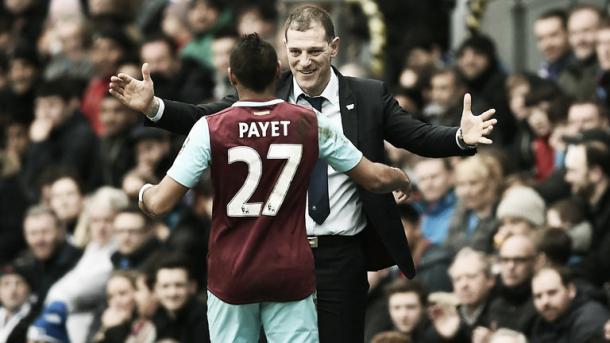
[
  {"xmin": 316, "ymin": 112, "xmax": 363, "ymax": 172},
  {"xmin": 146, "ymin": 95, "xmax": 237, "ymax": 136},
  {"xmin": 166, "ymin": 118, "xmax": 212, "ymax": 188}
]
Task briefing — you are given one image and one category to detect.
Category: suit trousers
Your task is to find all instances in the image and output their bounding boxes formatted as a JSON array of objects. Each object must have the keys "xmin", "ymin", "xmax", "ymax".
[{"xmin": 311, "ymin": 234, "xmax": 369, "ymax": 343}]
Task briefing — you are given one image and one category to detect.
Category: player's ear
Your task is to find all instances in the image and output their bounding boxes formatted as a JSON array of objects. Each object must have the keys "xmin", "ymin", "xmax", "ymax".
[{"xmin": 228, "ymin": 67, "xmax": 237, "ymax": 86}]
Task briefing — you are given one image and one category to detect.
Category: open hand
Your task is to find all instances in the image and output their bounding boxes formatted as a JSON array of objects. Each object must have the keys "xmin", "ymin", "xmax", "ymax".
[
  {"xmin": 428, "ymin": 303, "xmax": 461, "ymax": 339},
  {"xmin": 459, "ymin": 93, "xmax": 497, "ymax": 145},
  {"xmin": 109, "ymin": 63, "xmax": 156, "ymax": 114}
]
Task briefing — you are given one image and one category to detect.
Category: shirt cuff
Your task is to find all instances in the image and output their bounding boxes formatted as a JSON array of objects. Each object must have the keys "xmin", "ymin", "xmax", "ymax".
[
  {"xmin": 147, "ymin": 97, "xmax": 164, "ymax": 122},
  {"xmin": 455, "ymin": 128, "xmax": 475, "ymax": 150}
]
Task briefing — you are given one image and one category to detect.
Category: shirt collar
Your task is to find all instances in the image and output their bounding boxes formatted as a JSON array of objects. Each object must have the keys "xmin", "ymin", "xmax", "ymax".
[
  {"xmin": 292, "ymin": 68, "xmax": 339, "ymax": 105},
  {"xmin": 232, "ymin": 99, "xmax": 284, "ymax": 108}
]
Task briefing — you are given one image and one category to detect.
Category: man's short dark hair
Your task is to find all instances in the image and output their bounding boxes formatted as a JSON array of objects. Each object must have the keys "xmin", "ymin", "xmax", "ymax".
[
  {"xmin": 24, "ymin": 205, "xmax": 60, "ymax": 228},
  {"xmin": 116, "ymin": 206, "xmax": 153, "ymax": 229},
  {"xmin": 153, "ymin": 253, "xmax": 193, "ymax": 283},
  {"xmin": 35, "ymin": 78, "xmax": 83, "ymax": 102},
  {"xmin": 142, "ymin": 34, "xmax": 178, "ymax": 58},
  {"xmin": 431, "ymin": 68, "xmax": 466, "ymax": 90},
  {"xmin": 537, "ymin": 9, "xmax": 568, "ymax": 29},
  {"xmin": 535, "ymin": 228, "xmax": 572, "ymax": 266},
  {"xmin": 284, "ymin": 5, "xmax": 335, "ymax": 42},
  {"xmin": 584, "ymin": 141, "xmax": 610, "ymax": 177},
  {"xmin": 384, "ymin": 278, "xmax": 426, "ymax": 306},
  {"xmin": 229, "ymin": 33, "xmax": 278, "ymax": 92}
]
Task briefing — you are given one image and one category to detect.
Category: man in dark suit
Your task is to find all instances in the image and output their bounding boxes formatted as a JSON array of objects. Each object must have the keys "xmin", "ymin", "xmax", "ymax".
[{"xmin": 109, "ymin": 6, "xmax": 496, "ymax": 342}]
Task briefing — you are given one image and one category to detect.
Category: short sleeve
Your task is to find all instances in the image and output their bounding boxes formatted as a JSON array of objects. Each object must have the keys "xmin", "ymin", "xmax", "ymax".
[
  {"xmin": 316, "ymin": 112, "xmax": 363, "ymax": 172},
  {"xmin": 166, "ymin": 118, "xmax": 211, "ymax": 188}
]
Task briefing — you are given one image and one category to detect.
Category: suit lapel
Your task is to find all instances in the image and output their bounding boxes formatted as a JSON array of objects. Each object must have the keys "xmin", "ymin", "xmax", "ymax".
[{"xmin": 337, "ymin": 70, "xmax": 359, "ymax": 145}]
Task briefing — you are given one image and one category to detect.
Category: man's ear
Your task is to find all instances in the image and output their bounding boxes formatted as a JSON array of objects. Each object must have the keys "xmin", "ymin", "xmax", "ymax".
[
  {"xmin": 567, "ymin": 283, "xmax": 577, "ymax": 299},
  {"xmin": 228, "ymin": 67, "xmax": 237, "ymax": 86},
  {"xmin": 329, "ymin": 36, "xmax": 340, "ymax": 58}
]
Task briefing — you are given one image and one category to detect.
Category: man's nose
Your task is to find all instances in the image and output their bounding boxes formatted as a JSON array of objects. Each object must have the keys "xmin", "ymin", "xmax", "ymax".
[{"xmin": 299, "ymin": 54, "xmax": 312, "ymax": 66}]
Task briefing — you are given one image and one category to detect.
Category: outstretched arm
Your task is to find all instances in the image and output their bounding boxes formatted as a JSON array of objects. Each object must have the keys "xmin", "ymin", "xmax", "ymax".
[
  {"xmin": 109, "ymin": 63, "xmax": 236, "ymax": 135},
  {"xmin": 139, "ymin": 176, "xmax": 189, "ymax": 218},
  {"xmin": 346, "ymin": 157, "xmax": 411, "ymax": 195},
  {"xmin": 109, "ymin": 63, "xmax": 157, "ymax": 115},
  {"xmin": 459, "ymin": 93, "xmax": 497, "ymax": 145}
]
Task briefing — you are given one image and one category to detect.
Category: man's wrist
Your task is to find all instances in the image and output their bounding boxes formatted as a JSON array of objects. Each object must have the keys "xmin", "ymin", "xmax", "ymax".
[
  {"xmin": 138, "ymin": 183, "xmax": 154, "ymax": 204},
  {"xmin": 144, "ymin": 97, "xmax": 160, "ymax": 119},
  {"xmin": 456, "ymin": 128, "xmax": 475, "ymax": 149}
]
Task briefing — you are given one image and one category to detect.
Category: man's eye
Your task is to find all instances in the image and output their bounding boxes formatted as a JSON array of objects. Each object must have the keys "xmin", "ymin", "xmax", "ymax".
[{"xmin": 310, "ymin": 50, "xmax": 322, "ymax": 56}]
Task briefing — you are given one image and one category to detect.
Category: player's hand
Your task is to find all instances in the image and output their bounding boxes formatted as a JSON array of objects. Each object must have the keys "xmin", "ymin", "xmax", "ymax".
[
  {"xmin": 459, "ymin": 93, "xmax": 497, "ymax": 146},
  {"xmin": 109, "ymin": 63, "xmax": 156, "ymax": 115}
]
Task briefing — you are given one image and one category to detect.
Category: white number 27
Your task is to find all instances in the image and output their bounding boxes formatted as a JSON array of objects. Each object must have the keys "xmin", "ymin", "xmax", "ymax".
[{"xmin": 227, "ymin": 144, "xmax": 302, "ymax": 217}]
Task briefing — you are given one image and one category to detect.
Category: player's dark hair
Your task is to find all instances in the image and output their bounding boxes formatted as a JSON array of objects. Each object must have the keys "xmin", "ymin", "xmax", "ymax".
[{"xmin": 229, "ymin": 33, "xmax": 278, "ymax": 92}]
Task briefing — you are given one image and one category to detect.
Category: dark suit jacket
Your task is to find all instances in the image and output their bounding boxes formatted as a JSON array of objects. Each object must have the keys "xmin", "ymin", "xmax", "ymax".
[{"xmin": 151, "ymin": 69, "xmax": 474, "ymax": 278}]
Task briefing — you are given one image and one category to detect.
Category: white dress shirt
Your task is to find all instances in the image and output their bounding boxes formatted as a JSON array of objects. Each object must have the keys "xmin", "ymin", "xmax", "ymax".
[{"xmin": 290, "ymin": 69, "xmax": 367, "ymax": 236}]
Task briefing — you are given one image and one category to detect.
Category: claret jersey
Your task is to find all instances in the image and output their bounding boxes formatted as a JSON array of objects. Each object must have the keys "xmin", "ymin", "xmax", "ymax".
[{"xmin": 167, "ymin": 99, "xmax": 362, "ymax": 304}]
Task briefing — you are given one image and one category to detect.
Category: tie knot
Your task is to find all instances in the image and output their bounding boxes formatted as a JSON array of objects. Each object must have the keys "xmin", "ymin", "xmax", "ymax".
[{"xmin": 301, "ymin": 95, "xmax": 325, "ymax": 112}]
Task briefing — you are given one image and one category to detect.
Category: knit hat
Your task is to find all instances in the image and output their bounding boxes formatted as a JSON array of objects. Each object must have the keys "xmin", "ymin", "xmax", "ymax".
[
  {"xmin": 27, "ymin": 301, "xmax": 70, "ymax": 343},
  {"xmin": 496, "ymin": 186, "xmax": 545, "ymax": 226}
]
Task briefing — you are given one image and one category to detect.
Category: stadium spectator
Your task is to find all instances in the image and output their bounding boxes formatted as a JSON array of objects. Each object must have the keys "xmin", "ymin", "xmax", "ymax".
[
  {"xmin": 14, "ymin": 205, "xmax": 82, "ymax": 308},
  {"xmin": 23, "ymin": 78, "xmax": 99, "ymax": 199},
  {"xmin": 49, "ymin": 174, "xmax": 84, "ymax": 236},
  {"xmin": 412, "ymin": 158, "xmax": 456, "ymax": 245},
  {"xmin": 494, "ymin": 186, "xmax": 546, "ymax": 248},
  {"xmin": 456, "ymin": 34, "xmax": 514, "ymax": 145},
  {"xmin": 423, "ymin": 68, "xmax": 468, "ymax": 127},
  {"xmin": 81, "ymin": 26, "xmax": 134, "ymax": 135},
  {"xmin": 530, "ymin": 267, "xmax": 609, "ymax": 342},
  {"xmin": 534, "ymin": 9, "xmax": 572, "ymax": 81},
  {"xmin": 43, "ymin": 17, "xmax": 95, "ymax": 80},
  {"xmin": 45, "ymin": 187, "xmax": 129, "ymax": 341},
  {"xmin": 140, "ymin": 34, "xmax": 214, "ymax": 103},
  {"xmin": 384, "ymin": 279, "xmax": 429, "ymax": 341},
  {"xmin": 488, "ymin": 235, "xmax": 538, "ymax": 333},
  {"xmin": 110, "ymin": 207, "xmax": 161, "ymax": 271},
  {"xmin": 446, "ymin": 154, "xmax": 503, "ymax": 254},
  {"xmin": 558, "ymin": 4, "xmax": 602, "ymax": 99},
  {"xmin": 426, "ymin": 247, "xmax": 495, "ymax": 341},
  {"xmin": 546, "ymin": 198, "xmax": 592, "ymax": 254},
  {"xmin": 180, "ymin": 0, "xmax": 233, "ymax": 69},
  {"xmin": 151, "ymin": 254, "xmax": 208, "ymax": 342},
  {"xmin": 98, "ymin": 94, "xmax": 138, "ymax": 187},
  {"xmin": 0, "ymin": 263, "xmax": 35, "ymax": 342},
  {"xmin": 564, "ymin": 133, "xmax": 610, "ymax": 286},
  {"xmin": 210, "ymin": 28, "xmax": 238, "ymax": 100}
]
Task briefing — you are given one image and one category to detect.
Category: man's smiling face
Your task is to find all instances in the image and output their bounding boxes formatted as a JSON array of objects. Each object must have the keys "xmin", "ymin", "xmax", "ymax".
[{"xmin": 285, "ymin": 22, "xmax": 339, "ymax": 96}]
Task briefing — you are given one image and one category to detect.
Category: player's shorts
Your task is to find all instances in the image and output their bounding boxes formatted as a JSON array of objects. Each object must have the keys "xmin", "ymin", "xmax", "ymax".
[{"xmin": 207, "ymin": 291, "xmax": 319, "ymax": 343}]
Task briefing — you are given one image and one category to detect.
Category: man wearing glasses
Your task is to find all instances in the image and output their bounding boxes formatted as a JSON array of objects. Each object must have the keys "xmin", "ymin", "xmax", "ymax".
[{"xmin": 488, "ymin": 235, "xmax": 538, "ymax": 334}]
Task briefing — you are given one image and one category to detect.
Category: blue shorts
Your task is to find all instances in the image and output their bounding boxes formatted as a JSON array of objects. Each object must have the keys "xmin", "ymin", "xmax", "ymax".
[{"xmin": 207, "ymin": 291, "xmax": 319, "ymax": 343}]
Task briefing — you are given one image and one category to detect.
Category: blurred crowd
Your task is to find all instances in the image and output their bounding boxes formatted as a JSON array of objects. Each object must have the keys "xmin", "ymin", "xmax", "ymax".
[{"xmin": 0, "ymin": 0, "xmax": 610, "ymax": 342}]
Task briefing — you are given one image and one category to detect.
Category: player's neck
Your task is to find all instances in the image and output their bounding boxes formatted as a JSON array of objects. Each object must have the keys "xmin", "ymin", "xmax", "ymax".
[{"xmin": 236, "ymin": 86, "xmax": 276, "ymax": 102}]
